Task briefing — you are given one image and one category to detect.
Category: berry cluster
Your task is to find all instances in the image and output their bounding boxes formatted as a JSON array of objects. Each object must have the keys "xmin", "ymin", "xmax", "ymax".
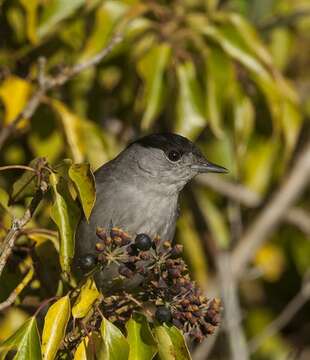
[{"xmin": 77, "ymin": 227, "xmax": 221, "ymax": 342}]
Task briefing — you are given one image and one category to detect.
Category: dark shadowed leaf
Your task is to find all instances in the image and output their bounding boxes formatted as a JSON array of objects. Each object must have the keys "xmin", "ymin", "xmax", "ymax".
[
  {"xmin": 153, "ymin": 325, "xmax": 191, "ymax": 360},
  {"xmin": 126, "ymin": 315, "xmax": 157, "ymax": 360},
  {"xmin": 50, "ymin": 172, "xmax": 81, "ymax": 273},
  {"xmin": 99, "ymin": 316, "xmax": 129, "ymax": 360},
  {"xmin": 69, "ymin": 163, "xmax": 96, "ymax": 221},
  {"xmin": 0, "ymin": 317, "xmax": 42, "ymax": 360},
  {"xmin": 42, "ymin": 295, "xmax": 71, "ymax": 360}
]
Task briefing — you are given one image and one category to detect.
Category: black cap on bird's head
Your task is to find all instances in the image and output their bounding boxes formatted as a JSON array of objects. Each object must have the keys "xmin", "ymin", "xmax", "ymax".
[{"xmin": 131, "ymin": 133, "xmax": 228, "ymax": 175}]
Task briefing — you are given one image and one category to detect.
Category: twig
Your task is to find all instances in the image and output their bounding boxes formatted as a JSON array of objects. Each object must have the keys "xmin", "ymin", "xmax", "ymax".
[
  {"xmin": 0, "ymin": 187, "xmax": 46, "ymax": 278},
  {"xmin": 0, "ymin": 34, "xmax": 122, "ymax": 151},
  {"xmin": 0, "ymin": 264, "xmax": 34, "ymax": 311},
  {"xmin": 217, "ymin": 252, "xmax": 249, "ymax": 360},
  {"xmin": 259, "ymin": 8, "xmax": 310, "ymax": 31},
  {"xmin": 196, "ymin": 175, "xmax": 310, "ymax": 234},
  {"xmin": 0, "ymin": 165, "xmax": 37, "ymax": 173},
  {"xmin": 231, "ymin": 141, "xmax": 310, "ymax": 277},
  {"xmin": 249, "ymin": 274, "xmax": 310, "ymax": 352}
]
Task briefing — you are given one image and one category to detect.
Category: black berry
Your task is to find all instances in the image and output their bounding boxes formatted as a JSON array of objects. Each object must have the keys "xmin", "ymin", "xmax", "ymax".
[
  {"xmin": 135, "ymin": 233, "xmax": 152, "ymax": 251},
  {"xmin": 155, "ymin": 306, "xmax": 172, "ymax": 323},
  {"xmin": 79, "ymin": 254, "xmax": 97, "ymax": 272}
]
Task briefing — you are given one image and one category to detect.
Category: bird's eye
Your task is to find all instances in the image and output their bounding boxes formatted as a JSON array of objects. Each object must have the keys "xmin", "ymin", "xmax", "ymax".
[{"xmin": 167, "ymin": 150, "xmax": 181, "ymax": 162}]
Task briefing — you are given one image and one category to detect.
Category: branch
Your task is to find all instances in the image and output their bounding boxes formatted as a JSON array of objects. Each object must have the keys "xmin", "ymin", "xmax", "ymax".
[
  {"xmin": 231, "ymin": 141, "xmax": 310, "ymax": 277},
  {"xmin": 196, "ymin": 176, "xmax": 310, "ymax": 234},
  {"xmin": 0, "ymin": 34, "xmax": 122, "ymax": 151},
  {"xmin": 259, "ymin": 8, "xmax": 310, "ymax": 31},
  {"xmin": 249, "ymin": 273, "xmax": 310, "ymax": 352},
  {"xmin": 217, "ymin": 252, "xmax": 249, "ymax": 360}
]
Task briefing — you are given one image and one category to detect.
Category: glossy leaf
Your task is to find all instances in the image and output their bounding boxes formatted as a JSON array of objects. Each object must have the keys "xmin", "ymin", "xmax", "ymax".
[
  {"xmin": 175, "ymin": 61, "xmax": 206, "ymax": 140},
  {"xmin": 0, "ymin": 317, "xmax": 42, "ymax": 360},
  {"xmin": 126, "ymin": 315, "xmax": 157, "ymax": 360},
  {"xmin": 153, "ymin": 325, "xmax": 191, "ymax": 360},
  {"xmin": 137, "ymin": 43, "xmax": 171, "ymax": 129},
  {"xmin": 69, "ymin": 163, "xmax": 96, "ymax": 221},
  {"xmin": 98, "ymin": 316, "xmax": 129, "ymax": 360},
  {"xmin": 42, "ymin": 295, "xmax": 71, "ymax": 360},
  {"xmin": 50, "ymin": 172, "xmax": 81, "ymax": 273},
  {"xmin": 72, "ymin": 278, "xmax": 100, "ymax": 319},
  {"xmin": 38, "ymin": 0, "xmax": 84, "ymax": 38},
  {"xmin": 0, "ymin": 76, "xmax": 32, "ymax": 125}
]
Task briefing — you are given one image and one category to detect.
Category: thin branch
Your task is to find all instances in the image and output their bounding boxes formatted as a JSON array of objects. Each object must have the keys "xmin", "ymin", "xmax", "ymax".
[
  {"xmin": 196, "ymin": 175, "xmax": 310, "ymax": 234},
  {"xmin": 0, "ymin": 264, "xmax": 34, "ymax": 311},
  {"xmin": 0, "ymin": 165, "xmax": 37, "ymax": 173},
  {"xmin": 231, "ymin": 141, "xmax": 310, "ymax": 277},
  {"xmin": 249, "ymin": 274, "xmax": 310, "ymax": 352},
  {"xmin": 217, "ymin": 252, "xmax": 249, "ymax": 360},
  {"xmin": 0, "ymin": 34, "xmax": 123, "ymax": 151},
  {"xmin": 259, "ymin": 8, "xmax": 310, "ymax": 31}
]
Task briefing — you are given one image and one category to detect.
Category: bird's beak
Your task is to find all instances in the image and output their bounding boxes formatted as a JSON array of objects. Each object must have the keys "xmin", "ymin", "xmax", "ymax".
[{"xmin": 191, "ymin": 159, "xmax": 228, "ymax": 174}]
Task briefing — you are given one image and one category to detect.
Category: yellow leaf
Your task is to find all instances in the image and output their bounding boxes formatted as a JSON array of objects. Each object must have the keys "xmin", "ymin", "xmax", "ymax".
[
  {"xmin": 20, "ymin": 0, "xmax": 39, "ymax": 44},
  {"xmin": 72, "ymin": 278, "xmax": 100, "ymax": 319},
  {"xmin": 74, "ymin": 336, "xmax": 89, "ymax": 360},
  {"xmin": 42, "ymin": 295, "xmax": 71, "ymax": 360},
  {"xmin": 0, "ymin": 76, "xmax": 32, "ymax": 126},
  {"xmin": 254, "ymin": 244, "xmax": 285, "ymax": 282}
]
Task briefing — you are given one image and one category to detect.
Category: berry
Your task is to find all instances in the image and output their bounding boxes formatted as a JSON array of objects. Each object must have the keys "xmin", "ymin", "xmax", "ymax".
[
  {"xmin": 79, "ymin": 254, "xmax": 97, "ymax": 272},
  {"xmin": 135, "ymin": 233, "xmax": 152, "ymax": 251},
  {"xmin": 155, "ymin": 306, "xmax": 172, "ymax": 323}
]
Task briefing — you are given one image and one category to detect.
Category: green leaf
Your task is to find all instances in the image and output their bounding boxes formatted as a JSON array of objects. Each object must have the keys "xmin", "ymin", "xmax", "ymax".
[
  {"xmin": 11, "ymin": 158, "xmax": 40, "ymax": 202},
  {"xmin": 126, "ymin": 315, "xmax": 157, "ymax": 360},
  {"xmin": 38, "ymin": 0, "xmax": 84, "ymax": 38},
  {"xmin": 72, "ymin": 278, "xmax": 100, "ymax": 319},
  {"xmin": 50, "ymin": 172, "xmax": 81, "ymax": 273},
  {"xmin": 98, "ymin": 316, "xmax": 129, "ymax": 360},
  {"xmin": 69, "ymin": 163, "xmax": 96, "ymax": 221},
  {"xmin": 0, "ymin": 317, "xmax": 42, "ymax": 360},
  {"xmin": 19, "ymin": 0, "xmax": 39, "ymax": 44},
  {"xmin": 175, "ymin": 61, "xmax": 206, "ymax": 140},
  {"xmin": 42, "ymin": 295, "xmax": 71, "ymax": 360},
  {"xmin": 194, "ymin": 189, "xmax": 230, "ymax": 250},
  {"xmin": 153, "ymin": 325, "xmax": 191, "ymax": 360},
  {"xmin": 137, "ymin": 43, "xmax": 171, "ymax": 129}
]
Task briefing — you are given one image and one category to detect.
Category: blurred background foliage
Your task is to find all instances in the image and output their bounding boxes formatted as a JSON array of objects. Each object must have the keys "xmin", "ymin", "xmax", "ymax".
[{"xmin": 0, "ymin": 0, "xmax": 309, "ymax": 359}]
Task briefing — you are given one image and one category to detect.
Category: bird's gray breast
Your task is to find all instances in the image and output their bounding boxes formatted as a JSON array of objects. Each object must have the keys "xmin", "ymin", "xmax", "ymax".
[{"xmin": 75, "ymin": 173, "xmax": 179, "ymax": 257}]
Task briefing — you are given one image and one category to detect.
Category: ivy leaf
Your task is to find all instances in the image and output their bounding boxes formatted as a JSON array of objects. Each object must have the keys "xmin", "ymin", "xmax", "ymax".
[
  {"xmin": 68, "ymin": 163, "xmax": 96, "ymax": 222},
  {"xmin": 42, "ymin": 295, "xmax": 71, "ymax": 360},
  {"xmin": 0, "ymin": 317, "xmax": 42, "ymax": 360},
  {"xmin": 175, "ymin": 61, "xmax": 206, "ymax": 140},
  {"xmin": 99, "ymin": 316, "xmax": 129, "ymax": 360},
  {"xmin": 72, "ymin": 278, "xmax": 100, "ymax": 319},
  {"xmin": 19, "ymin": 0, "xmax": 39, "ymax": 44},
  {"xmin": 126, "ymin": 315, "xmax": 157, "ymax": 360},
  {"xmin": 153, "ymin": 325, "xmax": 191, "ymax": 360},
  {"xmin": 137, "ymin": 43, "xmax": 171, "ymax": 130},
  {"xmin": 50, "ymin": 172, "xmax": 81, "ymax": 273}
]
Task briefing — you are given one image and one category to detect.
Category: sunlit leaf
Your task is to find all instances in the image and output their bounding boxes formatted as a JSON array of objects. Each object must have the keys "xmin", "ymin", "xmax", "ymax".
[
  {"xmin": 69, "ymin": 163, "xmax": 96, "ymax": 221},
  {"xmin": 38, "ymin": 0, "xmax": 85, "ymax": 38},
  {"xmin": 0, "ymin": 317, "xmax": 42, "ymax": 360},
  {"xmin": 153, "ymin": 325, "xmax": 191, "ymax": 360},
  {"xmin": 194, "ymin": 189, "xmax": 230, "ymax": 249},
  {"xmin": 74, "ymin": 336, "xmax": 91, "ymax": 360},
  {"xmin": 72, "ymin": 278, "xmax": 100, "ymax": 319},
  {"xmin": 99, "ymin": 316, "xmax": 129, "ymax": 360},
  {"xmin": 42, "ymin": 295, "xmax": 71, "ymax": 360},
  {"xmin": 0, "ymin": 76, "xmax": 32, "ymax": 126},
  {"xmin": 126, "ymin": 315, "xmax": 157, "ymax": 360},
  {"xmin": 19, "ymin": 0, "xmax": 39, "ymax": 44},
  {"xmin": 177, "ymin": 210, "xmax": 208, "ymax": 289},
  {"xmin": 137, "ymin": 42, "xmax": 171, "ymax": 129},
  {"xmin": 50, "ymin": 172, "xmax": 81, "ymax": 273},
  {"xmin": 175, "ymin": 61, "xmax": 206, "ymax": 140}
]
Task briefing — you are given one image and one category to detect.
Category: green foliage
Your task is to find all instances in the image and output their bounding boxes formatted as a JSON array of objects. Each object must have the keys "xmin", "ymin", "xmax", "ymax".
[{"xmin": 0, "ymin": 0, "xmax": 309, "ymax": 359}]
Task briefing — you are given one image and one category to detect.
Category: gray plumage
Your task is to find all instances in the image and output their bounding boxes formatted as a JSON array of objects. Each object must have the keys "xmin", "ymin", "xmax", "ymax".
[{"xmin": 74, "ymin": 133, "xmax": 227, "ymax": 290}]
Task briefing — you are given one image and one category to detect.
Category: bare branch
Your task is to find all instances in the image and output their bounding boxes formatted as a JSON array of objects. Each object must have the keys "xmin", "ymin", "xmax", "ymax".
[
  {"xmin": 249, "ymin": 274, "xmax": 310, "ymax": 352},
  {"xmin": 0, "ymin": 34, "xmax": 122, "ymax": 151},
  {"xmin": 217, "ymin": 252, "xmax": 249, "ymax": 360},
  {"xmin": 232, "ymin": 141, "xmax": 310, "ymax": 277}
]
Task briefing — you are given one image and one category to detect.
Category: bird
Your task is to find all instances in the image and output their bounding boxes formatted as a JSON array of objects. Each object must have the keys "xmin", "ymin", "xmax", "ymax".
[{"xmin": 74, "ymin": 133, "xmax": 227, "ymax": 290}]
